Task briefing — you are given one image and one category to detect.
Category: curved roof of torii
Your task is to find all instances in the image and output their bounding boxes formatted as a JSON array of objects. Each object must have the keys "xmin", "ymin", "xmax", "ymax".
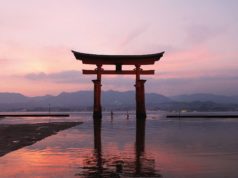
[{"xmin": 72, "ymin": 50, "xmax": 164, "ymax": 65}]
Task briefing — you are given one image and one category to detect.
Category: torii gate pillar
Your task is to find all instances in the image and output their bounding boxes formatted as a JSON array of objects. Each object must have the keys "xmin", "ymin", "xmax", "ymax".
[
  {"xmin": 135, "ymin": 80, "xmax": 146, "ymax": 118},
  {"xmin": 92, "ymin": 79, "xmax": 102, "ymax": 118}
]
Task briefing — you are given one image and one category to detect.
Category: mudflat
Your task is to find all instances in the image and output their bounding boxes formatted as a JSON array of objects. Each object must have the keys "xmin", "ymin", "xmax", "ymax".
[{"xmin": 0, "ymin": 122, "xmax": 82, "ymax": 157}]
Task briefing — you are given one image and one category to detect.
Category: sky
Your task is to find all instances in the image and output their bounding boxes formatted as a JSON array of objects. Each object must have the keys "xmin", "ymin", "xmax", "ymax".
[{"xmin": 0, "ymin": 0, "xmax": 238, "ymax": 96}]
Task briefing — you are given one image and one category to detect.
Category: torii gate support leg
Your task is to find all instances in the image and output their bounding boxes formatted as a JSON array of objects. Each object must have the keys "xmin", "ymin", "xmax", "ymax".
[
  {"xmin": 135, "ymin": 79, "xmax": 147, "ymax": 118},
  {"xmin": 93, "ymin": 79, "xmax": 102, "ymax": 119}
]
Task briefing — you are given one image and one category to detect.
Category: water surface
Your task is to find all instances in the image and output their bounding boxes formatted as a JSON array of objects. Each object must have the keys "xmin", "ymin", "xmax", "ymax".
[{"xmin": 0, "ymin": 111, "xmax": 238, "ymax": 177}]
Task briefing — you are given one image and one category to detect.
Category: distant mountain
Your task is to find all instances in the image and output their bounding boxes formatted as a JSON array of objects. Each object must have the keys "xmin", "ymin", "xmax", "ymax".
[
  {"xmin": 41, "ymin": 91, "xmax": 94, "ymax": 107},
  {"xmin": 0, "ymin": 91, "xmax": 238, "ymax": 112},
  {"xmin": 0, "ymin": 93, "xmax": 29, "ymax": 104},
  {"xmin": 0, "ymin": 90, "xmax": 171, "ymax": 111},
  {"xmin": 171, "ymin": 93, "xmax": 238, "ymax": 104},
  {"xmin": 102, "ymin": 90, "xmax": 171, "ymax": 109}
]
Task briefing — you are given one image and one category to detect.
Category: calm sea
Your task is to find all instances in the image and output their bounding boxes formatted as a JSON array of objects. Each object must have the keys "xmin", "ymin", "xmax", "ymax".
[{"xmin": 0, "ymin": 111, "xmax": 238, "ymax": 178}]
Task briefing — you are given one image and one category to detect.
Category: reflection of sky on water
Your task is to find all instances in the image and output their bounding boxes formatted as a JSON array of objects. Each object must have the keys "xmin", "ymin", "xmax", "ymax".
[{"xmin": 0, "ymin": 112, "xmax": 238, "ymax": 177}]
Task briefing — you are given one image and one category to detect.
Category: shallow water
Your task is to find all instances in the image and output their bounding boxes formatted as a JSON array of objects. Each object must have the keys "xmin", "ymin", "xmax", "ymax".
[{"xmin": 0, "ymin": 111, "xmax": 238, "ymax": 177}]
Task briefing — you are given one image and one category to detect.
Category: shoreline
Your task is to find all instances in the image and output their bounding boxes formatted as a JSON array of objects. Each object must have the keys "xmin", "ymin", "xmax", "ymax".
[
  {"xmin": 0, "ymin": 113, "xmax": 70, "ymax": 118},
  {"xmin": 167, "ymin": 114, "xmax": 238, "ymax": 118}
]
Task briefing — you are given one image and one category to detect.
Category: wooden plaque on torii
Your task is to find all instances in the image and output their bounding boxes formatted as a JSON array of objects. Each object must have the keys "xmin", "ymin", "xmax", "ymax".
[{"xmin": 72, "ymin": 50, "xmax": 164, "ymax": 119}]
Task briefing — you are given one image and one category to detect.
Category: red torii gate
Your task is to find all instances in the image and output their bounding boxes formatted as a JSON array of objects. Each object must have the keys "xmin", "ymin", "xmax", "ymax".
[{"xmin": 72, "ymin": 50, "xmax": 164, "ymax": 119}]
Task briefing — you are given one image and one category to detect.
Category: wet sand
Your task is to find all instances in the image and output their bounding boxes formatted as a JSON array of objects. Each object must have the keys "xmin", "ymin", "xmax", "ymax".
[{"xmin": 0, "ymin": 122, "xmax": 82, "ymax": 157}]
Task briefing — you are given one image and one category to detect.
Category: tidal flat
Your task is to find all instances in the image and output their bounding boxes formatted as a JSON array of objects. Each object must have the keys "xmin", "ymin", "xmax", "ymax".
[{"xmin": 0, "ymin": 122, "xmax": 82, "ymax": 157}]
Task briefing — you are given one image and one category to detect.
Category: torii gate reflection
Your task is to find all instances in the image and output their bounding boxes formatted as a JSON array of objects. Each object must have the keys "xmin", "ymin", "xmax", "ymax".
[
  {"xmin": 76, "ymin": 118, "xmax": 162, "ymax": 177},
  {"xmin": 72, "ymin": 50, "xmax": 164, "ymax": 119}
]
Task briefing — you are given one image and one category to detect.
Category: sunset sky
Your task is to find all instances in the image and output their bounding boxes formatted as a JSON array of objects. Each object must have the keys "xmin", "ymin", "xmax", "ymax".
[{"xmin": 1, "ymin": 0, "xmax": 238, "ymax": 96}]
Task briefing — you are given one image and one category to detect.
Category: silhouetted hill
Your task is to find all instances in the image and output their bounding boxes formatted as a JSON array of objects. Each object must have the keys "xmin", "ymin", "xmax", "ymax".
[
  {"xmin": 0, "ymin": 93, "xmax": 29, "ymax": 104},
  {"xmin": 41, "ymin": 91, "xmax": 94, "ymax": 107},
  {"xmin": 0, "ymin": 90, "xmax": 171, "ymax": 111},
  {"xmin": 0, "ymin": 91, "xmax": 238, "ymax": 111},
  {"xmin": 102, "ymin": 90, "xmax": 171, "ymax": 109},
  {"xmin": 171, "ymin": 93, "xmax": 238, "ymax": 104}
]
